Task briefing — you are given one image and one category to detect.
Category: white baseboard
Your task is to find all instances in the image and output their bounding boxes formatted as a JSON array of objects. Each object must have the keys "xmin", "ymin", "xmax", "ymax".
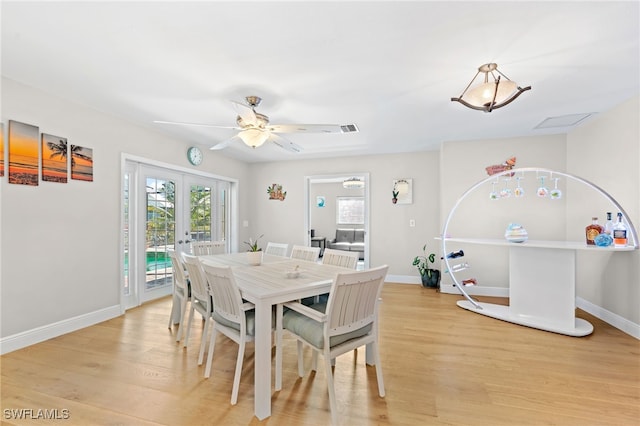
[
  {"xmin": 0, "ymin": 305, "xmax": 122, "ymax": 355},
  {"xmin": 576, "ymin": 297, "xmax": 640, "ymax": 340},
  {"xmin": 390, "ymin": 275, "xmax": 639, "ymax": 340}
]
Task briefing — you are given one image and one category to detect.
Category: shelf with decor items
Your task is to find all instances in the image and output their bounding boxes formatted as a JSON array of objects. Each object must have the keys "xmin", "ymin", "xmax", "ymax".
[{"xmin": 440, "ymin": 167, "xmax": 638, "ymax": 337}]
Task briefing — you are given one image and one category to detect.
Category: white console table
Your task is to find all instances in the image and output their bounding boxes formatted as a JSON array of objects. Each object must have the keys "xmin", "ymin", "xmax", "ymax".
[{"xmin": 444, "ymin": 238, "xmax": 636, "ymax": 336}]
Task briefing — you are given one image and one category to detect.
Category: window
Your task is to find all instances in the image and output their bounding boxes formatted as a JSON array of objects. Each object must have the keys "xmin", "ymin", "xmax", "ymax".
[{"xmin": 336, "ymin": 197, "xmax": 364, "ymax": 224}]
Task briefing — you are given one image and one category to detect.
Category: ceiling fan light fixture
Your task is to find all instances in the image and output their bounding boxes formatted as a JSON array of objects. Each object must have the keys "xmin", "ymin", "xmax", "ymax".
[
  {"xmin": 238, "ymin": 128, "xmax": 269, "ymax": 148},
  {"xmin": 451, "ymin": 63, "xmax": 531, "ymax": 112},
  {"xmin": 343, "ymin": 177, "xmax": 365, "ymax": 189}
]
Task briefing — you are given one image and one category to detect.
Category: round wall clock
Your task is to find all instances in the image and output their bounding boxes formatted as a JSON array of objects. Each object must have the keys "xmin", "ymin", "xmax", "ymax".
[{"xmin": 187, "ymin": 146, "xmax": 203, "ymax": 166}]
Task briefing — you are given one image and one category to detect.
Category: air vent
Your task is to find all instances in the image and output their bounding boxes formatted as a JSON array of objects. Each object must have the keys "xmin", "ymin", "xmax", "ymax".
[
  {"xmin": 340, "ymin": 124, "xmax": 359, "ymax": 133},
  {"xmin": 534, "ymin": 113, "xmax": 594, "ymax": 129}
]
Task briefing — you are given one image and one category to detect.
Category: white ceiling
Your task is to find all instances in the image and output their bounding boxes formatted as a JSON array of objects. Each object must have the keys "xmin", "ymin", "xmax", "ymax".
[{"xmin": 2, "ymin": 1, "xmax": 638, "ymax": 163}]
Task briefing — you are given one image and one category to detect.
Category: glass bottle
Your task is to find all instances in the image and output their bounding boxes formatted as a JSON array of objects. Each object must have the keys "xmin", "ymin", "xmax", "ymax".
[
  {"xmin": 585, "ymin": 217, "xmax": 603, "ymax": 245},
  {"xmin": 603, "ymin": 212, "xmax": 614, "ymax": 236},
  {"xmin": 612, "ymin": 212, "xmax": 628, "ymax": 247}
]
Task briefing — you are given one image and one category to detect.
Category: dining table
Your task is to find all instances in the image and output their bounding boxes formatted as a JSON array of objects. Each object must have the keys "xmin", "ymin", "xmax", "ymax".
[{"xmin": 197, "ymin": 251, "xmax": 355, "ymax": 420}]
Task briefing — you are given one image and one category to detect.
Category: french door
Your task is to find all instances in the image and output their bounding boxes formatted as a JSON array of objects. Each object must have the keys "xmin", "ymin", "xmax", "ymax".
[{"xmin": 122, "ymin": 161, "xmax": 231, "ymax": 310}]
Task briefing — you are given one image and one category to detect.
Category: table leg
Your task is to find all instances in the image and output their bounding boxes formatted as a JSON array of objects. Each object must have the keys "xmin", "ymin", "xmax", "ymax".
[{"xmin": 253, "ymin": 300, "xmax": 272, "ymax": 420}]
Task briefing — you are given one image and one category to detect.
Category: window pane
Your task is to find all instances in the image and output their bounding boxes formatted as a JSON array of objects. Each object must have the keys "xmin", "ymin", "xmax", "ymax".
[{"xmin": 337, "ymin": 197, "xmax": 364, "ymax": 224}]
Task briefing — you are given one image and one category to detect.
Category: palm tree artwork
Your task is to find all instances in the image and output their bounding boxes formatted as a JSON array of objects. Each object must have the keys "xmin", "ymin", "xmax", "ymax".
[{"xmin": 41, "ymin": 134, "xmax": 68, "ymax": 183}]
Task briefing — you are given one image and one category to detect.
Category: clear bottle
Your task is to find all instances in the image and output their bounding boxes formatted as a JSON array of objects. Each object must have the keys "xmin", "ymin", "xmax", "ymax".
[
  {"xmin": 603, "ymin": 212, "xmax": 614, "ymax": 236},
  {"xmin": 585, "ymin": 217, "xmax": 603, "ymax": 245},
  {"xmin": 612, "ymin": 212, "xmax": 628, "ymax": 247}
]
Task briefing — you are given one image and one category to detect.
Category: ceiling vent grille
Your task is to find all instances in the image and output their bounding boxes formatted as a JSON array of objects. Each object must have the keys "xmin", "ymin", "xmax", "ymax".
[
  {"xmin": 534, "ymin": 113, "xmax": 594, "ymax": 129},
  {"xmin": 340, "ymin": 124, "xmax": 359, "ymax": 133}
]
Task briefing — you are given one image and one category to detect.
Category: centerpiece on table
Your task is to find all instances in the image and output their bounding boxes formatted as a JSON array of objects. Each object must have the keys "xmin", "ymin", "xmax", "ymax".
[{"xmin": 245, "ymin": 234, "xmax": 264, "ymax": 265}]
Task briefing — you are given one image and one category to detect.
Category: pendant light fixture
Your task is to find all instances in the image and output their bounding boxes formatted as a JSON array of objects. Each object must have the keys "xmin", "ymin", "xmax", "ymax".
[
  {"xmin": 451, "ymin": 63, "xmax": 531, "ymax": 112},
  {"xmin": 343, "ymin": 177, "xmax": 365, "ymax": 189},
  {"xmin": 238, "ymin": 128, "xmax": 270, "ymax": 148}
]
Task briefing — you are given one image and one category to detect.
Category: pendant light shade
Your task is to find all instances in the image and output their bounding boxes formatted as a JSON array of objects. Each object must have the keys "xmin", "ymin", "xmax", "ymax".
[
  {"xmin": 343, "ymin": 177, "xmax": 364, "ymax": 189},
  {"xmin": 451, "ymin": 63, "xmax": 531, "ymax": 112},
  {"xmin": 238, "ymin": 128, "xmax": 270, "ymax": 148}
]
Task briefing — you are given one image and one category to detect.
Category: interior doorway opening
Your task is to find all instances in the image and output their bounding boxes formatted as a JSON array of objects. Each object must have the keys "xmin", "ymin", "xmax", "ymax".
[{"xmin": 304, "ymin": 173, "xmax": 370, "ymax": 270}]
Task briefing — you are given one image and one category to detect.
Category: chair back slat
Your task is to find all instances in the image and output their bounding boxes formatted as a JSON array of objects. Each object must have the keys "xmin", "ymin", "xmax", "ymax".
[
  {"xmin": 290, "ymin": 245, "xmax": 321, "ymax": 262},
  {"xmin": 321, "ymin": 248, "xmax": 359, "ymax": 269},
  {"xmin": 200, "ymin": 262, "xmax": 244, "ymax": 324},
  {"xmin": 325, "ymin": 265, "xmax": 388, "ymax": 336},
  {"xmin": 192, "ymin": 240, "xmax": 226, "ymax": 255},
  {"xmin": 265, "ymin": 242, "xmax": 289, "ymax": 257},
  {"xmin": 182, "ymin": 253, "xmax": 210, "ymax": 304},
  {"xmin": 168, "ymin": 249, "xmax": 188, "ymax": 293}
]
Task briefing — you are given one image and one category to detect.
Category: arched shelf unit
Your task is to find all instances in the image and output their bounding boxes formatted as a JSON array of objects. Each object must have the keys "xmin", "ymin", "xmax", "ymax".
[{"xmin": 440, "ymin": 167, "xmax": 638, "ymax": 337}]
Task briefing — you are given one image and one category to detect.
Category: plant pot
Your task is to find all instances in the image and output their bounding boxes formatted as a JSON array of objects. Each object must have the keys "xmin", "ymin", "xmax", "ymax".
[
  {"xmin": 421, "ymin": 269, "xmax": 440, "ymax": 289},
  {"xmin": 247, "ymin": 251, "xmax": 262, "ymax": 266}
]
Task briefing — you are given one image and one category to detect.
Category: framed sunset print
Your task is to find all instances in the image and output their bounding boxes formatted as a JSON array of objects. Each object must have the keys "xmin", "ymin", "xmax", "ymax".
[
  {"xmin": 42, "ymin": 134, "xmax": 68, "ymax": 183},
  {"xmin": 70, "ymin": 144, "xmax": 93, "ymax": 182},
  {"xmin": 8, "ymin": 120, "xmax": 39, "ymax": 186},
  {"xmin": 0, "ymin": 123, "xmax": 4, "ymax": 177}
]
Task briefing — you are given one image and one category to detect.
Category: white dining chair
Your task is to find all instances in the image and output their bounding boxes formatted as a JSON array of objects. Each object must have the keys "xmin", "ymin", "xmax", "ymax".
[
  {"xmin": 167, "ymin": 249, "xmax": 190, "ymax": 343},
  {"xmin": 290, "ymin": 245, "xmax": 321, "ymax": 262},
  {"xmin": 191, "ymin": 240, "xmax": 226, "ymax": 256},
  {"xmin": 199, "ymin": 261, "xmax": 274, "ymax": 405},
  {"xmin": 265, "ymin": 242, "xmax": 289, "ymax": 257},
  {"xmin": 321, "ymin": 248, "xmax": 359, "ymax": 269},
  {"xmin": 276, "ymin": 265, "xmax": 389, "ymax": 425},
  {"xmin": 181, "ymin": 253, "xmax": 214, "ymax": 366}
]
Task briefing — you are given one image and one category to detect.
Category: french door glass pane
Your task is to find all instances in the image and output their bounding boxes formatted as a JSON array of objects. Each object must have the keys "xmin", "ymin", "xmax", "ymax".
[
  {"xmin": 190, "ymin": 184, "xmax": 212, "ymax": 242},
  {"xmin": 123, "ymin": 172, "xmax": 130, "ymax": 296},
  {"xmin": 145, "ymin": 177, "xmax": 175, "ymax": 291}
]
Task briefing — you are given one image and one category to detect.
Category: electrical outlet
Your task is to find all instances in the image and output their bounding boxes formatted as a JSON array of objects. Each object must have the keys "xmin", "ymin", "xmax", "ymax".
[{"xmin": 409, "ymin": 219, "xmax": 416, "ymax": 227}]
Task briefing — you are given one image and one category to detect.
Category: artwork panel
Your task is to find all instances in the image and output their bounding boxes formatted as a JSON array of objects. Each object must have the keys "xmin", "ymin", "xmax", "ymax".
[
  {"xmin": 41, "ymin": 133, "xmax": 68, "ymax": 183},
  {"xmin": 393, "ymin": 178, "xmax": 413, "ymax": 204},
  {"xmin": 70, "ymin": 145, "xmax": 93, "ymax": 182},
  {"xmin": 0, "ymin": 123, "xmax": 4, "ymax": 177},
  {"xmin": 8, "ymin": 120, "xmax": 39, "ymax": 186}
]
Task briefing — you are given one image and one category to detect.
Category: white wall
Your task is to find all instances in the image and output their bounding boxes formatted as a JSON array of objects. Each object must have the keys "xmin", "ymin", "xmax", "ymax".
[
  {"xmin": 248, "ymin": 152, "xmax": 440, "ymax": 278},
  {"xmin": 0, "ymin": 78, "xmax": 251, "ymax": 344},
  {"xmin": 567, "ymin": 96, "xmax": 639, "ymax": 326}
]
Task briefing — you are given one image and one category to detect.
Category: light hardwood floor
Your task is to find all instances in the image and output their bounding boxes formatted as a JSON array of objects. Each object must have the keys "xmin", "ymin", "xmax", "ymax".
[{"xmin": 2, "ymin": 284, "xmax": 639, "ymax": 425}]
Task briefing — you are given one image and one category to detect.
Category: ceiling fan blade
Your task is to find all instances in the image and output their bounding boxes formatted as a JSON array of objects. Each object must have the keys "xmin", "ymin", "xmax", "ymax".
[
  {"xmin": 154, "ymin": 120, "xmax": 239, "ymax": 130},
  {"xmin": 209, "ymin": 135, "xmax": 240, "ymax": 150},
  {"xmin": 230, "ymin": 100, "xmax": 258, "ymax": 127},
  {"xmin": 270, "ymin": 133, "xmax": 303, "ymax": 153},
  {"xmin": 267, "ymin": 123, "xmax": 359, "ymax": 134}
]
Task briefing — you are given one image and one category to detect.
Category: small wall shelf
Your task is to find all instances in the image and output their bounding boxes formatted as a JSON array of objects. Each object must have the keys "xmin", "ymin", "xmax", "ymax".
[{"xmin": 441, "ymin": 168, "xmax": 638, "ymax": 337}]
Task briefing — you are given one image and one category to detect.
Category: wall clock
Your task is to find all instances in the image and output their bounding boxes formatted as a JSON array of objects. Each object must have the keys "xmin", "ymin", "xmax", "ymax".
[{"xmin": 187, "ymin": 146, "xmax": 203, "ymax": 166}]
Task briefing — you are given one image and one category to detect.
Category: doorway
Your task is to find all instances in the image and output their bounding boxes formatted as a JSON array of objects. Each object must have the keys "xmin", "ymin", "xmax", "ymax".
[
  {"xmin": 121, "ymin": 159, "xmax": 235, "ymax": 310},
  {"xmin": 304, "ymin": 173, "xmax": 370, "ymax": 270}
]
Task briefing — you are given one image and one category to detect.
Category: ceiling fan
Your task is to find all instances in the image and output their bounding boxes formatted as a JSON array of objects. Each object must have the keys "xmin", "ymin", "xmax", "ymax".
[{"xmin": 154, "ymin": 96, "xmax": 359, "ymax": 152}]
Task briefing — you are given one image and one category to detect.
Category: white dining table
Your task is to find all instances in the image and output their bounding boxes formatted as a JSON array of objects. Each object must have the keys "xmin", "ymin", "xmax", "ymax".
[{"xmin": 198, "ymin": 252, "xmax": 353, "ymax": 420}]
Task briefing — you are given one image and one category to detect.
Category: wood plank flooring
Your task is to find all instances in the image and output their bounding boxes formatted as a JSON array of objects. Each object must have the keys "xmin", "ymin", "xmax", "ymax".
[{"xmin": 2, "ymin": 284, "xmax": 639, "ymax": 425}]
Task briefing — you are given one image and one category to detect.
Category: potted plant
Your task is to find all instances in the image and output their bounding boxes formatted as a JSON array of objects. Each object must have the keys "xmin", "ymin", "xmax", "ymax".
[
  {"xmin": 244, "ymin": 234, "xmax": 264, "ymax": 265},
  {"xmin": 392, "ymin": 189, "xmax": 399, "ymax": 204},
  {"xmin": 412, "ymin": 243, "xmax": 441, "ymax": 288}
]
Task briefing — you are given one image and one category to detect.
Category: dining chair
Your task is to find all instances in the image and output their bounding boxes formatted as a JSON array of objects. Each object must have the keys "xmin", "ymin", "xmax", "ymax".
[
  {"xmin": 321, "ymin": 248, "xmax": 359, "ymax": 269},
  {"xmin": 199, "ymin": 261, "xmax": 274, "ymax": 405},
  {"xmin": 191, "ymin": 240, "xmax": 226, "ymax": 256},
  {"xmin": 290, "ymin": 245, "xmax": 321, "ymax": 262},
  {"xmin": 181, "ymin": 253, "xmax": 214, "ymax": 366},
  {"xmin": 265, "ymin": 242, "xmax": 289, "ymax": 257},
  {"xmin": 276, "ymin": 265, "xmax": 389, "ymax": 425},
  {"xmin": 167, "ymin": 249, "xmax": 190, "ymax": 343}
]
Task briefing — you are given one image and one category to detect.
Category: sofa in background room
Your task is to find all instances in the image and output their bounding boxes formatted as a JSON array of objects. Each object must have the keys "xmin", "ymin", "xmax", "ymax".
[{"xmin": 327, "ymin": 228, "xmax": 364, "ymax": 260}]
